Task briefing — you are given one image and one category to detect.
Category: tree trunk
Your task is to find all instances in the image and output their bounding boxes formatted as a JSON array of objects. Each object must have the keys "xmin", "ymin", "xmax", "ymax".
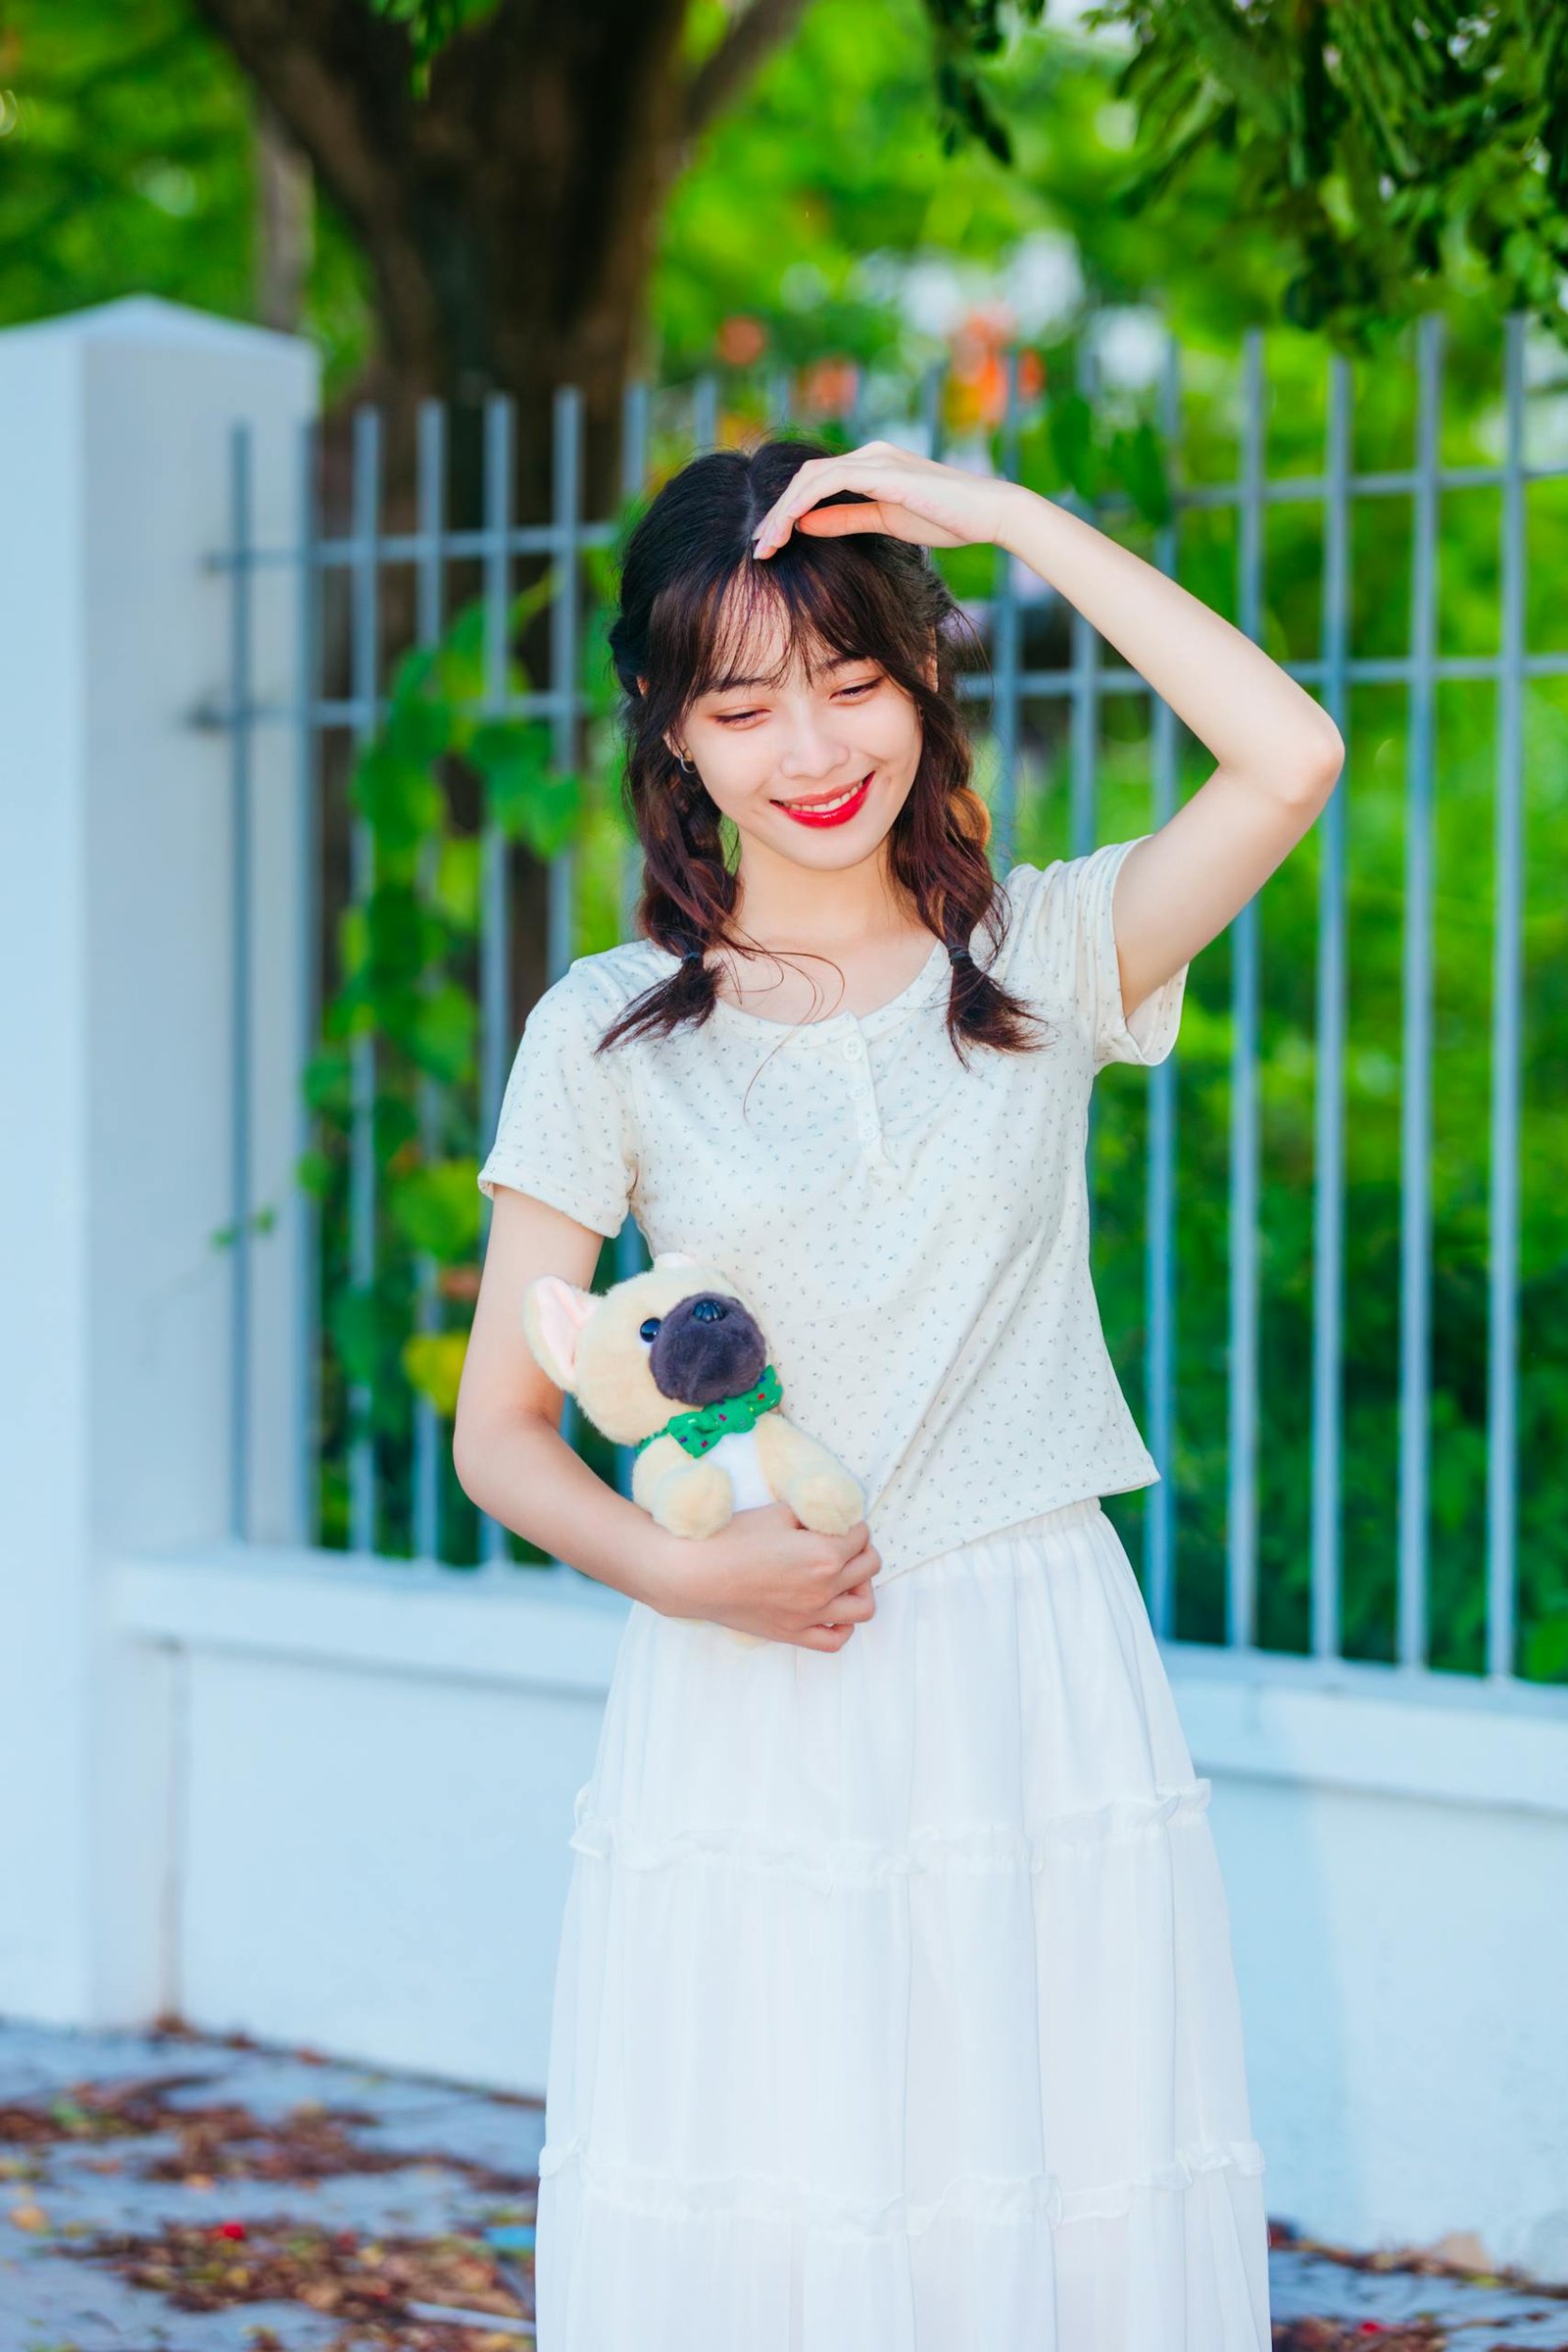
[
  {"xmin": 194, "ymin": 0, "xmax": 701, "ymax": 505},
  {"xmin": 191, "ymin": 0, "xmax": 796, "ymax": 1007}
]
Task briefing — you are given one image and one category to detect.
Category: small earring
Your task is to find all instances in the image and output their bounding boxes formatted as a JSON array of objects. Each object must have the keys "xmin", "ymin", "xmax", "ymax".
[{"xmin": 673, "ymin": 747, "xmax": 697, "ymax": 776}]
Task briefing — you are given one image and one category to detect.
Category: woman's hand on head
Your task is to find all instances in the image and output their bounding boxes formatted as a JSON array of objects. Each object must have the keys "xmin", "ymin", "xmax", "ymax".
[{"xmin": 751, "ymin": 441, "xmax": 1021, "ymax": 559}]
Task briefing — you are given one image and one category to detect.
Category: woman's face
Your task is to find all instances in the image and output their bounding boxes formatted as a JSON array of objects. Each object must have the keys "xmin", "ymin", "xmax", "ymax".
[{"xmin": 650, "ymin": 604, "xmax": 933, "ymax": 873}]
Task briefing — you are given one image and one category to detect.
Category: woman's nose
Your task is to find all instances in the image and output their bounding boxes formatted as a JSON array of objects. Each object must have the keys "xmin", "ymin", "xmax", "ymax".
[{"xmin": 775, "ymin": 711, "xmax": 849, "ymax": 776}]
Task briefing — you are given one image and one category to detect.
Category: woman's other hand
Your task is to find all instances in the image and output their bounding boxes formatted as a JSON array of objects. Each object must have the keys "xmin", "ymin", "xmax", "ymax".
[{"xmin": 649, "ymin": 1499, "xmax": 880, "ymax": 1651}]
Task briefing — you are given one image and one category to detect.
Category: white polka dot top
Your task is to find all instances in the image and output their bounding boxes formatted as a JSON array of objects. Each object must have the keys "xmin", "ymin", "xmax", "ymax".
[{"xmin": 478, "ymin": 834, "xmax": 1188, "ymax": 1585}]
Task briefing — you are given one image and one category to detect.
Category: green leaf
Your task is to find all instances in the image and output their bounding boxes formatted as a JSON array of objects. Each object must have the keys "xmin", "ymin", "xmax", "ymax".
[
  {"xmin": 1522, "ymin": 1608, "xmax": 1568, "ymax": 1684},
  {"xmin": 365, "ymin": 881, "xmax": 435, "ymax": 987},
  {"xmin": 431, "ymin": 836, "xmax": 482, "ymax": 932},
  {"xmin": 388, "ymin": 1156, "xmax": 483, "ymax": 1261},
  {"xmin": 1106, "ymin": 418, "xmax": 1171, "ymax": 528},
  {"xmin": 403, "ymin": 1329, "xmax": 470, "ymax": 1419},
  {"xmin": 407, "ymin": 980, "xmax": 478, "ymax": 1082},
  {"xmin": 436, "ymin": 600, "xmax": 489, "ymax": 709},
  {"xmin": 303, "ymin": 1046, "xmax": 353, "ymax": 1120},
  {"xmin": 1048, "ymin": 390, "xmax": 1104, "ymax": 503},
  {"xmin": 337, "ymin": 904, "xmax": 368, "ymax": 983},
  {"xmin": 296, "ymin": 1146, "xmax": 335, "ymax": 1199},
  {"xmin": 351, "ymin": 738, "xmax": 443, "ymax": 855},
  {"xmin": 373, "ymin": 1092, "xmax": 421, "ymax": 1166},
  {"xmin": 327, "ymin": 1283, "xmax": 402, "ymax": 1391},
  {"xmin": 469, "ymin": 722, "xmax": 583, "ymax": 855}
]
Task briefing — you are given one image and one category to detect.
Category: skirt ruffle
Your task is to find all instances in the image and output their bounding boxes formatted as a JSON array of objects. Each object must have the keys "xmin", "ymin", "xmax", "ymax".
[{"xmin": 534, "ymin": 1494, "xmax": 1271, "ymax": 2351}]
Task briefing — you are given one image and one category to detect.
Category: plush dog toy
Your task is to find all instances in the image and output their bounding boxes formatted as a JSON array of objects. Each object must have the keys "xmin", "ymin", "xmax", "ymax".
[{"xmin": 521, "ymin": 1250, "xmax": 866, "ymax": 1648}]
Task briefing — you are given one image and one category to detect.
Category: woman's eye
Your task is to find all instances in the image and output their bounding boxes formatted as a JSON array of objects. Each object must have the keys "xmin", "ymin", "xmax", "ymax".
[{"xmin": 710, "ymin": 678, "xmax": 878, "ymax": 726}]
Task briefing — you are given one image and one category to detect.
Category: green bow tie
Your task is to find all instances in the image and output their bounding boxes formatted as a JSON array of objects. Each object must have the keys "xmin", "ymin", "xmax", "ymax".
[{"xmin": 635, "ymin": 1361, "xmax": 783, "ymax": 1459}]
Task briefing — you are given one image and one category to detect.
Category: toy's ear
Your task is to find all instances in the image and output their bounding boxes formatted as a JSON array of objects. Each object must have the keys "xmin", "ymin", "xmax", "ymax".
[
  {"xmin": 521, "ymin": 1276, "xmax": 600, "ymax": 1394},
  {"xmin": 654, "ymin": 1250, "xmax": 701, "ymax": 1271}
]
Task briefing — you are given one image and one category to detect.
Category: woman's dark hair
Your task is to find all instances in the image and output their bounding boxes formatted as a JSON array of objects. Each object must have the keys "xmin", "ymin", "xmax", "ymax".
[{"xmin": 594, "ymin": 434, "xmax": 1051, "ymax": 1068}]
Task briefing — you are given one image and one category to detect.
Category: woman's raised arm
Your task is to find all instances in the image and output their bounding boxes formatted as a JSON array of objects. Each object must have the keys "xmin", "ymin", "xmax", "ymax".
[{"xmin": 752, "ymin": 442, "xmax": 1346, "ymax": 1017}]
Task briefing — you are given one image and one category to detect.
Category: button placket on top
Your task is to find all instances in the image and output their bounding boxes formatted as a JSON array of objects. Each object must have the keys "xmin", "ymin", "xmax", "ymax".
[{"xmin": 832, "ymin": 1021, "xmax": 890, "ymax": 1162}]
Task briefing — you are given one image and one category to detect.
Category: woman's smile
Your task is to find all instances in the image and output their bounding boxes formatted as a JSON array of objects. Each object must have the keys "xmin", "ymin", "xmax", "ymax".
[{"xmin": 769, "ymin": 771, "xmax": 874, "ymax": 827}]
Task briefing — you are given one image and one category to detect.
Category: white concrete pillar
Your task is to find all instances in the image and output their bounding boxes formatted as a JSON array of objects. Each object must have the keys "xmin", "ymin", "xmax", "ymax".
[{"xmin": 0, "ymin": 297, "xmax": 318, "ymax": 2021}]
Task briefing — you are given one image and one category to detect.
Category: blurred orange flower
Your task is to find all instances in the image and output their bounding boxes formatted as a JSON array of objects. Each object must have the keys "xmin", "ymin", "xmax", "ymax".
[
  {"xmin": 801, "ymin": 358, "xmax": 860, "ymax": 417},
  {"xmin": 717, "ymin": 315, "xmax": 767, "ymax": 366},
  {"xmin": 947, "ymin": 311, "xmax": 1045, "ymax": 433}
]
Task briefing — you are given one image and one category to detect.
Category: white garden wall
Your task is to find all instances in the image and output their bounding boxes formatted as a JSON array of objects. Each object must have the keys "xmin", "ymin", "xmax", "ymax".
[
  {"xmin": 106, "ymin": 1542, "xmax": 1568, "ymax": 2283},
  {"xmin": 0, "ymin": 298, "xmax": 315, "ymax": 2025}
]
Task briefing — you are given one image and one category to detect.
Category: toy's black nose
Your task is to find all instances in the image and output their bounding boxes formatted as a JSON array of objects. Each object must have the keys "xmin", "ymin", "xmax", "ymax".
[{"xmin": 647, "ymin": 1290, "xmax": 766, "ymax": 1407}]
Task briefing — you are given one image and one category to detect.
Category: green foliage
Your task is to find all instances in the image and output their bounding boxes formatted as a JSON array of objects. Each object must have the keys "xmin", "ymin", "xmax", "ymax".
[
  {"xmin": 0, "ymin": 0, "xmax": 373, "ymax": 384},
  {"xmin": 1079, "ymin": 0, "xmax": 1568, "ymax": 351}
]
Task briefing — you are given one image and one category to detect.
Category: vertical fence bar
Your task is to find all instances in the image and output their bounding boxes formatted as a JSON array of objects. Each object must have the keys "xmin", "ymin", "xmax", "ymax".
[
  {"xmin": 1068, "ymin": 324, "xmax": 1100, "ymax": 860},
  {"xmin": 227, "ymin": 423, "xmax": 255, "ymax": 1544},
  {"xmin": 550, "ymin": 385, "xmax": 586, "ymax": 1484},
  {"xmin": 412, "ymin": 399, "xmax": 447, "ymax": 1561},
  {"xmin": 765, "ymin": 365, "xmax": 793, "ymax": 433},
  {"xmin": 347, "ymin": 405, "xmax": 382, "ymax": 1553},
  {"xmin": 1073, "ymin": 327, "xmax": 1104, "ymax": 1228},
  {"xmin": 1488, "ymin": 311, "xmax": 1526, "ymax": 1680},
  {"xmin": 1312, "ymin": 352, "xmax": 1352, "ymax": 1660},
  {"xmin": 847, "ymin": 361, "xmax": 867, "ymax": 445},
  {"xmin": 612, "ymin": 380, "xmax": 652, "ymax": 1494},
  {"xmin": 622, "ymin": 378, "xmax": 651, "ymax": 511},
  {"xmin": 992, "ymin": 346, "xmax": 1023, "ymax": 869},
  {"xmin": 1399, "ymin": 312, "xmax": 1443, "ymax": 1668},
  {"xmin": 617, "ymin": 383, "xmax": 648, "ymax": 950},
  {"xmin": 294, "ymin": 416, "xmax": 322, "ymax": 1547},
  {"xmin": 693, "ymin": 369, "xmax": 719, "ymax": 454},
  {"xmin": 919, "ymin": 357, "xmax": 948, "ymax": 464},
  {"xmin": 477, "ymin": 391, "xmax": 515, "ymax": 1566},
  {"xmin": 1227, "ymin": 325, "xmax": 1265, "ymax": 1650},
  {"xmin": 1145, "ymin": 326, "xmax": 1183, "ymax": 1638}
]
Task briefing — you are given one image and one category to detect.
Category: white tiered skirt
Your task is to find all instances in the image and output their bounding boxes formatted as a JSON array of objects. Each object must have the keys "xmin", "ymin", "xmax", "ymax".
[{"xmin": 534, "ymin": 1494, "xmax": 1271, "ymax": 2351}]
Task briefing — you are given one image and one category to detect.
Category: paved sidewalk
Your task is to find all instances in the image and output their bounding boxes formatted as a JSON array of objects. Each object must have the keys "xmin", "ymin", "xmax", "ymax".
[{"xmin": 1, "ymin": 2017, "xmax": 1564, "ymax": 2349}]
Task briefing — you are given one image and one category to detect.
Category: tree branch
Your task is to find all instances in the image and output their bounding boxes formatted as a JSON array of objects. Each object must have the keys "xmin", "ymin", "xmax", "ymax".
[{"xmin": 683, "ymin": 0, "xmax": 812, "ymax": 141}]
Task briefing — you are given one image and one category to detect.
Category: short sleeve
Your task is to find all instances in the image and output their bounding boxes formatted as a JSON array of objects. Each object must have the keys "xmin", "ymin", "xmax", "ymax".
[
  {"xmin": 1005, "ymin": 835, "xmax": 1187, "ymax": 1074},
  {"xmin": 476, "ymin": 965, "xmax": 637, "ymax": 1238}
]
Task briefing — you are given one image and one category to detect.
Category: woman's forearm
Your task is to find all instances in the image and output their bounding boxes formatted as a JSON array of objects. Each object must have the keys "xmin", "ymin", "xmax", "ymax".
[
  {"xmin": 993, "ymin": 482, "xmax": 1344, "ymax": 795},
  {"xmin": 457, "ymin": 1413, "xmax": 678, "ymax": 1609}
]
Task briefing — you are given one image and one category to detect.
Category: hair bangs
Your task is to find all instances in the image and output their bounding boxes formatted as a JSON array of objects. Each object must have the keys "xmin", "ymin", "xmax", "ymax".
[{"xmin": 659, "ymin": 533, "xmax": 922, "ymax": 723}]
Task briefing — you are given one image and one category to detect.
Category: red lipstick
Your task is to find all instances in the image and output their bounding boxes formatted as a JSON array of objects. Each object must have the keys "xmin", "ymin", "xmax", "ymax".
[{"xmin": 771, "ymin": 774, "xmax": 872, "ymax": 828}]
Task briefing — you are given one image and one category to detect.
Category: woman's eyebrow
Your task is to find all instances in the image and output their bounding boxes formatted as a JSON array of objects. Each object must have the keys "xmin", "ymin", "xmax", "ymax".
[{"xmin": 708, "ymin": 655, "xmax": 865, "ymax": 694}]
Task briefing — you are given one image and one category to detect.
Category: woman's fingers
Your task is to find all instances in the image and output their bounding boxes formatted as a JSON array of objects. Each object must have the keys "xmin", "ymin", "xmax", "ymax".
[
  {"xmin": 751, "ymin": 447, "xmax": 995, "ymax": 557},
  {"xmin": 756, "ymin": 495, "xmax": 962, "ymax": 555},
  {"xmin": 752, "ymin": 456, "xmax": 905, "ymax": 552}
]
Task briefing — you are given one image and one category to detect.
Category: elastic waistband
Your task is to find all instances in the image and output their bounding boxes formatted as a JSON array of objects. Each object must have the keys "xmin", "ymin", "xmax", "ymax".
[
  {"xmin": 874, "ymin": 1494, "xmax": 1105, "ymax": 1585},
  {"xmin": 977, "ymin": 1494, "xmax": 1104, "ymax": 1545}
]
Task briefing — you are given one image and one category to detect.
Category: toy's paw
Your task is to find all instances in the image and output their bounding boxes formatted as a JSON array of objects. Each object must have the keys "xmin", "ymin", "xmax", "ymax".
[
  {"xmin": 782, "ymin": 1465, "xmax": 865, "ymax": 1538},
  {"xmin": 653, "ymin": 1461, "xmax": 735, "ymax": 1542}
]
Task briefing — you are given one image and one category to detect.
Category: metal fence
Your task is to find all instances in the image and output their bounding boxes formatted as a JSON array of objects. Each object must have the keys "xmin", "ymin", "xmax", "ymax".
[{"xmin": 212, "ymin": 308, "xmax": 1568, "ymax": 1701}]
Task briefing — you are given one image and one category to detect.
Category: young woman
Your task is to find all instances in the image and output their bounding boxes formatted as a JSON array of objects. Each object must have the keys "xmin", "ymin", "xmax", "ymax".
[{"xmin": 454, "ymin": 434, "xmax": 1343, "ymax": 2350}]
